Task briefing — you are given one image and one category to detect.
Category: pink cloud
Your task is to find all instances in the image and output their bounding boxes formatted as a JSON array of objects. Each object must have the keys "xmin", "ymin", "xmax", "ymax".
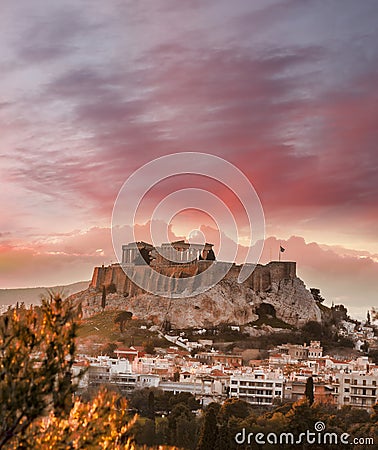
[{"xmin": 1, "ymin": 0, "xmax": 378, "ymax": 296}]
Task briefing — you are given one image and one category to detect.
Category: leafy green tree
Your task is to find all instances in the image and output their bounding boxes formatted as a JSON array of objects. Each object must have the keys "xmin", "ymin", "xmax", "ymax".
[
  {"xmin": 361, "ymin": 340, "xmax": 369, "ymax": 353},
  {"xmin": 143, "ymin": 339, "xmax": 155, "ymax": 355},
  {"xmin": 302, "ymin": 321, "xmax": 323, "ymax": 340},
  {"xmin": 168, "ymin": 404, "xmax": 197, "ymax": 449},
  {"xmin": 305, "ymin": 376, "xmax": 314, "ymax": 405},
  {"xmin": 155, "ymin": 416, "xmax": 170, "ymax": 445},
  {"xmin": 100, "ymin": 341, "xmax": 118, "ymax": 357},
  {"xmin": 197, "ymin": 405, "xmax": 218, "ymax": 450},
  {"xmin": 173, "ymin": 370, "xmax": 180, "ymax": 382},
  {"xmin": 368, "ymin": 349, "xmax": 378, "ymax": 364},
  {"xmin": 132, "ymin": 417, "xmax": 157, "ymax": 447},
  {"xmin": 286, "ymin": 399, "xmax": 317, "ymax": 435},
  {"xmin": 310, "ymin": 288, "xmax": 325, "ymax": 303},
  {"xmin": 215, "ymin": 399, "xmax": 250, "ymax": 450},
  {"xmin": 129, "ymin": 387, "xmax": 168, "ymax": 416},
  {"xmin": 169, "ymin": 392, "xmax": 201, "ymax": 411},
  {"xmin": 101, "ymin": 285, "xmax": 107, "ymax": 310},
  {"xmin": 0, "ymin": 295, "xmax": 138, "ymax": 449},
  {"xmin": 114, "ymin": 310, "xmax": 133, "ymax": 333},
  {"xmin": 0, "ymin": 294, "xmax": 79, "ymax": 447},
  {"xmin": 23, "ymin": 389, "xmax": 134, "ymax": 449},
  {"xmin": 219, "ymin": 398, "xmax": 250, "ymax": 420},
  {"xmin": 147, "ymin": 390, "xmax": 155, "ymax": 420}
]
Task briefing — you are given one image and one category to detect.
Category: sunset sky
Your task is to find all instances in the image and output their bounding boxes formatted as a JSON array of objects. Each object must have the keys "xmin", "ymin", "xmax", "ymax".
[{"xmin": 0, "ymin": 1, "xmax": 377, "ymax": 318}]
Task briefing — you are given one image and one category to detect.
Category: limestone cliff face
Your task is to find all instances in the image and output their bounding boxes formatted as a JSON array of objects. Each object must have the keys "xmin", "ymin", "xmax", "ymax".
[{"xmin": 71, "ymin": 261, "xmax": 321, "ymax": 328}]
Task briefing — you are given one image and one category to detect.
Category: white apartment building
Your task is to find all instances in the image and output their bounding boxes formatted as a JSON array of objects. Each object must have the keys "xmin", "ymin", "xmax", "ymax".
[
  {"xmin": 333, "ymin": 372, "xmax": 378, "ymax": 410},
  {"xmin": 84, "ymin": 356, "xmax": 158, "ymax": 391},
  {"xmin": 229, "ymin": 370, "xmax": 284, "ymax": 406},
  {"xmin": 132, "ymin": 356, "xmax": 172, "ymax": 376}
]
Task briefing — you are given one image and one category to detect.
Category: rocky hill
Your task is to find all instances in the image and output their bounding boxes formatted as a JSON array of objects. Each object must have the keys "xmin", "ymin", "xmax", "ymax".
[{"xmin": 70, "ymin": 261, "xmax": 321, "ymax": 329}]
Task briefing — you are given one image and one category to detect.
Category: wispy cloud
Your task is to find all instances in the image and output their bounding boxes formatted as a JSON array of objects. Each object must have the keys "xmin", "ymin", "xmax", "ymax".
[{"xmin": 0, "ymin": 0, "xmax": 378, "ymax": 289}]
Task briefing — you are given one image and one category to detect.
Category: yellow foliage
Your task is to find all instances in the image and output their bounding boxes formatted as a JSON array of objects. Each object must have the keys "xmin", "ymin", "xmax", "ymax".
[{"xmin": 15, "ymin": 389, "xmax": 136, "ymax": 450}]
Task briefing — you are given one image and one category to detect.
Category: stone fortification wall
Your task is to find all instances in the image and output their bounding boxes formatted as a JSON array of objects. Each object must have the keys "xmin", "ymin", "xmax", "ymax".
[
  {"xmin": 249, "ymin": 261, "xmax": 296, "ymax": 291},
  {"xmin": 74, "ymin": 259, "xmax": 320, "ymax": 327},
  {"xmin": 91, "ymin": 261, "xmax": 296, "ymax": 297}
]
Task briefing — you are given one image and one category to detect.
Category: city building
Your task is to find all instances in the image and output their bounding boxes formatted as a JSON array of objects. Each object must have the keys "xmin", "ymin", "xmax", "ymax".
[
  {"xmin": 284, "ymin": 379, "xmax": 334, "ymax": 404},
  {"xmin": 229, "ymin": 370, "xmax": 284, "ymax": 406},
  {"xmin": 333, "ymin": 372, "xmax": 378, "ymax": 410}
]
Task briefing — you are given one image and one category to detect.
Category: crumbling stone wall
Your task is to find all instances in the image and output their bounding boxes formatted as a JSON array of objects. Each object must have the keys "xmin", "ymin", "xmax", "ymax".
[{"xmin": 91, "ymin": 261, "xmax": 296, "ymax": 297}]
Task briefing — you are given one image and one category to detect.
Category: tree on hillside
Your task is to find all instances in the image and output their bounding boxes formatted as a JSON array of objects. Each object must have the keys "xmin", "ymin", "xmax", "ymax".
[
  {"xmin": 114, "ymin": 310, "xmax": 133, "ymax": 333},
  {"xmin": 302, "ymin": 321, "xmax": 323, "ymax": 340},
  {"xmin": 22, "ymin": 389, "xmax": 135, "ymax": 449},
  {"xmin": 0, "ymin": 294, "xmax": 78, "ymax": 447},
  {"xmin": 0, "ymin": 294, "xmax": 135, "ymax": 448},
  {"xmin": 143, "ymin": 339, "xmax": 155, "ymax": 355},
  {"xmin": 331, "ymin": 304, "xmax": 349, "ymax": 324},
  {"xmin": 100, "ymin": 341, "xmax": 118, "ymax": 357},
  {"xmin": 310, "ymin": 288, "xmax": 325, "ymax": 303},
  {"xmin": 101, "ymin": 285, "xmax": 107, "ymax": 310}
]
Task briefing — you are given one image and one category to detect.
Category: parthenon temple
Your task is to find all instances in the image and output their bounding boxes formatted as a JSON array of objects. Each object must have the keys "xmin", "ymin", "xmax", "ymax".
[{"xmin": 121, "ymin": 240, "xmax": 216, "ymax": 266}]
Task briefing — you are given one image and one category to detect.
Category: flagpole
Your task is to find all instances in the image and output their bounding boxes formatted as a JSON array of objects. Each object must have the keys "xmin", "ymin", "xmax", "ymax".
[{"xmin": 278, "ymin": 242, "xmax": 281, "ymax": 262}]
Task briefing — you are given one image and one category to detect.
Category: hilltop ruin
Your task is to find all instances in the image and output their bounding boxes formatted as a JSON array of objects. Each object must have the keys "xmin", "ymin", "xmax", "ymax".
[{"xmin": 70, "ymin": 241, "xmax": 321, "ymax": 328}]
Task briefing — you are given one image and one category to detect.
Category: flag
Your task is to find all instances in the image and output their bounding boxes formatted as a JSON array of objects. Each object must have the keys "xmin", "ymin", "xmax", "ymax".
[{"xmin": 280, "ymin": 246, "xmax": 285, "ymax": 253}]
